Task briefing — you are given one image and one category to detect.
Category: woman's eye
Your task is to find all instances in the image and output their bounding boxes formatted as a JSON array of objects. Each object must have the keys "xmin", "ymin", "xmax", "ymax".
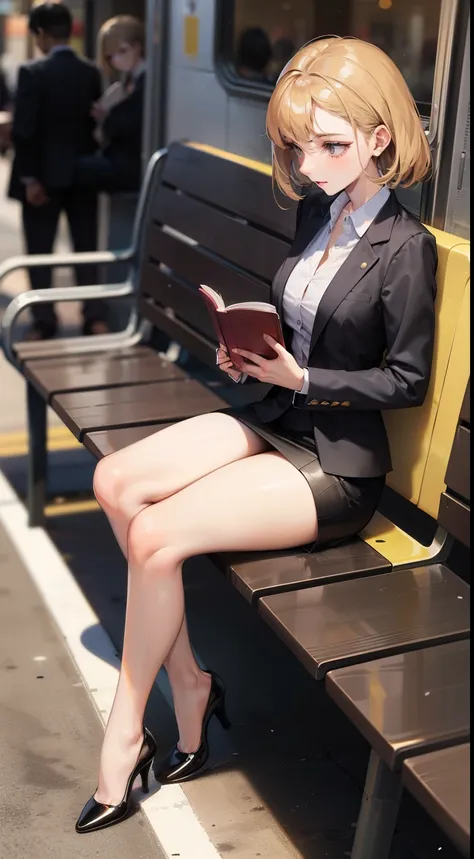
[{"xmin": 323, "ymin": 142, "xmax": 350, "ymax": 157}]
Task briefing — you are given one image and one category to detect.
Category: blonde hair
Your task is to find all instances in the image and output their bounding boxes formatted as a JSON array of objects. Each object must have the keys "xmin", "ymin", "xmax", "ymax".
[
  {"xmin": 98, "ymin": 15, "xmax": 145, "ymax": 72},
  {"xmin": 267, "ymin": 37, "xmax": 431, "ymax": 199}
]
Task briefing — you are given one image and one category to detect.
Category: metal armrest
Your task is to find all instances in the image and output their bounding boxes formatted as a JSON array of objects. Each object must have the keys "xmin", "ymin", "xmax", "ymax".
[
  {"xmin": 0, "ymin": 248, "xmax": 134, "ymax": 284},
  {"xmin": 1, "ymin": 281, "xmax": 134, "ymax": 365}
]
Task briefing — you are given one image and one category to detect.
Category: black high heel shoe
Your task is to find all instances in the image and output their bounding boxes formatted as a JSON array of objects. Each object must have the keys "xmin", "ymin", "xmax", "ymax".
[
  {"xmin": 75, "ymin": 727, "xmax": 157, "ymax": 834},
  {"xmin": 155, "ymin": 671, "xmax": 231, "ymax": 785}
]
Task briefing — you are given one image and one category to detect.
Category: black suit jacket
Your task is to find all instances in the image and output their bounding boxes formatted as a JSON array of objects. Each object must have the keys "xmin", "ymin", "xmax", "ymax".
[
  {"xmin": 101, "ymin": 70, "xmax": 144, "ymax": 187},
  {"xmin": 252, "ymin": 188, "xmax": 438, "ymax": 478},
  {"xmin": 8, "ymin": 49, "xmax": 101, "ymax": 200}
]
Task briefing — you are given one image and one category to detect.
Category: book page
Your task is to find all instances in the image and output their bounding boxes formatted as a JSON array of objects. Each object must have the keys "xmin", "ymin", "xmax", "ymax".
[
  {"xmin": 199, "ymin": 284, "xmax": 225, "ymax": 310},
  {"xmin": 226, "ymin": 301, "xmax": 276, "ymax": 313}
]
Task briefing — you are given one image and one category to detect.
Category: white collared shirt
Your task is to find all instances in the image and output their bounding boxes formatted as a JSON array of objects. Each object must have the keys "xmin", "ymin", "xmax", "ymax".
[{"xmin": 283, "ymin": 186, "xmax": 391, "ymax": 395}]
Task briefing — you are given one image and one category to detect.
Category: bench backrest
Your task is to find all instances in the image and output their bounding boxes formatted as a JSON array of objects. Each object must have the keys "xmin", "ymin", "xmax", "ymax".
[
  {"xmin": 438, "ymin": 381, "xmax": 470, "ymax": 547},
  {"xmin": 137, "ymin": 142, "xmax": 470, "ymax": 525},
  {"xmin": 136, "ymin": 141, "xmax": 296, "ymax": 367}
]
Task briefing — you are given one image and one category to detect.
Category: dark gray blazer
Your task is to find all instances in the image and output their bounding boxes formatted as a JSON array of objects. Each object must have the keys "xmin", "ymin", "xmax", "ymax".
[{"xmin": 252, "ymin": 188, "xmax": 438, "ymax": 478}]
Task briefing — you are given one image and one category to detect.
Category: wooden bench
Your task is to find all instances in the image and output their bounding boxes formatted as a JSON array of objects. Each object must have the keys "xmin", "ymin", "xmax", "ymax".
[
  {"xmin": 1, "ymin": 142, "xmax": 470, "ymax": 855},
  {"xmin": 1, "ymin": 143, "xmax": 469, "ymax": 577},
  {"xmin": 402, "ymin": 744, "xmax": 470, "ymax": 858}
]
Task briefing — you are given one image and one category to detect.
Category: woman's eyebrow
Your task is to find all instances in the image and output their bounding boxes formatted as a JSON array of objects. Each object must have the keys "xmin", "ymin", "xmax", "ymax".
[{"xmin": 312, "ymin": 132, "xmax": 351, "ymax": 138}]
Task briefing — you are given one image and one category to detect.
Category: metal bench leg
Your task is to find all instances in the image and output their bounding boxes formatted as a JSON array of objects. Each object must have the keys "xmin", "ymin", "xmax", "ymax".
[
  {"xmin": 27, "ymin": 383, "xmax": 47, "ymax": 527},
  {"xmin": 351, "ymin": 749, "xmax": 403, "ymax": 859}
]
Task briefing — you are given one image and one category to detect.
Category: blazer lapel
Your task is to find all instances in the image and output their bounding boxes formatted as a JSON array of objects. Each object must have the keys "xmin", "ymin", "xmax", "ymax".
[
  {"xmin": 307, "ymin": 236, "xmax": 379, "ymax": 355},
  {"xmin": 308, "ymin": 192, "xmax": 399, "ymax": 356}
]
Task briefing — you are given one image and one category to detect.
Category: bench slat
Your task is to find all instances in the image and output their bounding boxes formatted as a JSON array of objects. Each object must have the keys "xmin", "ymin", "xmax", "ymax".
[
  {"xmin": 139, "ymin": 298, "xmax": 217, "ymax": 367},
  {"xmin": 216, "ymin": 539, "xmax": 391, "ymax": 606},
  {"xmin": 23, "ymin": 350, "xmax": 185, "ymax": 401},
  {"xmin": 161, "ymin": 142, "xmax": 297, "ymax": 240},
  {"xmin": 460, "ymin": 380, "xmax": 470, "ymax": 424},
  {"xmin": 152, "ymin": 185, "xmax": 290, "ymax": 283},
  {"xmin": 258, "ymin": 565, "xmax": 470, "ymax": 680},
  {"xmin": 445, "ymin": 425, "xmax": 470, "ymax": 501},
  {"xmin": 326, "ymin": 639, "xmax": 470, "ymax": 770},
  {"xmin": 51, "ymin": 379, "xmax": 227, "ymax": 440},
  {"xmin": 146, "ymin": 225, "xmax": 271, "ymax": 303},
  {"xmin": 402, "ymin": 744, "xmax": 470, "ymax": 858},
  {"xmin": 141, "ymin": 261, "xmax": 216, "ymax": 341},
  {"xmin": 84, "ymin": 424, "xmax": 173, "ymax": 459},
  {"xmin": 438, "ymin": 492, "xmax": 470, "ymax": 548}
]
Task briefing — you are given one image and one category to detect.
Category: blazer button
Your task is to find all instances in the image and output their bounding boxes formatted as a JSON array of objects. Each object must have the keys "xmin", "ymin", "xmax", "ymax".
[
  {"xmin": 320, "ymin": 401, "xmax": 330, "ymax": 406},
  {"xmin": 330, "ymin": 401, "xmax": 340, "ymax": 407},
  {"xmin": 360, "ymin": 261, "xmax": 368, "ymax": 269},
  {"xmin": 309, "ymin": 399, "xmax": 319, "ymax": 405},
  {"xmin": 341, "ymin": 401, "xmax": 351, "ymax": 406}
]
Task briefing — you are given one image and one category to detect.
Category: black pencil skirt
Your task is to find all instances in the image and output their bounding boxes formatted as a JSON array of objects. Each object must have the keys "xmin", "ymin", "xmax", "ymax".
[{"xmin": 222, "ymin": 405, "xmax": 385, "ymax": 551}]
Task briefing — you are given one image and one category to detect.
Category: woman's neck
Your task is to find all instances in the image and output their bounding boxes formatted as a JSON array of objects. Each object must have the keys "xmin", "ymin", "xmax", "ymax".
[{"xmin": 344, "ymin": 164, "xmax": 384, "ymax": 212}]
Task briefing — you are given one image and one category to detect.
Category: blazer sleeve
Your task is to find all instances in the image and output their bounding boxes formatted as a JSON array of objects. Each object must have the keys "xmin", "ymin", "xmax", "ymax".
[
  {"xmin": 11, "ymin": 65, "xmax": 41, "ymax": 179},
  {"xmin": 298, "ymin": 232, "xmax": 437, "ymax": 411}
]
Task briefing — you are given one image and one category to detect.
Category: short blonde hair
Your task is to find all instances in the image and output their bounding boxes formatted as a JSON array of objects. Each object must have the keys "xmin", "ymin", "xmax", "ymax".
[
  {"xmin": 267, "ymin": 37, "xmax": 431, "ymax": 199},
  {"xmin": 98, "ymin": 15, "xmax": 145, "ymax": 73}
]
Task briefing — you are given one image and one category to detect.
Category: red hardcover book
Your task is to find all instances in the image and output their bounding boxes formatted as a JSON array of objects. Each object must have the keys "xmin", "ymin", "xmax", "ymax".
[{"xmin": 199, "ymin": 284, "xmax": 285, "ymax": 372}]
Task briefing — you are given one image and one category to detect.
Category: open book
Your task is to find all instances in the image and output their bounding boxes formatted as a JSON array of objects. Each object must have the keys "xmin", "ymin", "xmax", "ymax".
[{"xmin": 199, "ymin": 284, "xmax": 284, "ymax": 373}]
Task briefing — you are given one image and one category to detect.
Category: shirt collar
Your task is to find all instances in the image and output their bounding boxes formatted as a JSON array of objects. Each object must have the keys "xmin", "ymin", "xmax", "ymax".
[
  {"xmin": 49, "ymin": 44, "xmax": 74, "ymax": 55},
  {"xmin": 329, "ymin": 186, "xmax": 391, "ymax": 237}
]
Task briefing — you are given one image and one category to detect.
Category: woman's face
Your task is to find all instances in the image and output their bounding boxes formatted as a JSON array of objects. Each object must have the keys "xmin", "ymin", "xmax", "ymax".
[
  {"xmin": 108, "ymin": 41, "xmax": 142, "ymax": 73},
  {"xmin": 291, "ymin": 106, "xmax": 385, "ymax": 196}
]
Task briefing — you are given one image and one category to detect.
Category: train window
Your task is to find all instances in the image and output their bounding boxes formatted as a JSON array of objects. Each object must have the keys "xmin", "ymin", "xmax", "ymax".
[{"xmin": 217, "ymin": 0, "xmax": 443, "ymax": 119}]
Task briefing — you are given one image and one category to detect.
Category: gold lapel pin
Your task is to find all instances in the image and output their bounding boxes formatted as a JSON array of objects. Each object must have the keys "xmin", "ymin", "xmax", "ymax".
[{"xmin": 360, "ymin": 261, "xmax": 368, "ymax": 269}]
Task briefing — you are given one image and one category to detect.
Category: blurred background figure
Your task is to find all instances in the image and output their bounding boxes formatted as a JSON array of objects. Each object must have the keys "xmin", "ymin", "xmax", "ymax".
[
  {"xmin": 74, "ymin": 15, "xmax": 145, "ymax": 194},
  {"xmin": 268, "ymin": 36, "xmax": 295, "ymax": 83},
  {"xmin": 236, "ymin": 27, "xmax": 272, "ymax": 82},
  {"xmin": 7, "ymin": 1, "xmax": 107, "ymax": 341},
  {"xmin": 0, "ymin": 59, "xmax": 11, "ymax": 155}
]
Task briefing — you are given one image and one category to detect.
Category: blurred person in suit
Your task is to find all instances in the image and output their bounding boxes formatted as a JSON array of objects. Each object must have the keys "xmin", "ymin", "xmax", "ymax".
[
  {"xmin": 74, "ymin": 16, "xmax": 145, "ymax": 193},
  {"xmin": 8, "ymin": 2, "xmax": 109, "ymax": 341}
]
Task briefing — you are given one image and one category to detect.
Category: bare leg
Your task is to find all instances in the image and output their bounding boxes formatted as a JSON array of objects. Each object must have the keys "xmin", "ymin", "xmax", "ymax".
[
  {"xmin": 94, "ymin": 447, "xmax": 318, "ymax": 804},
  {"xmin": 92, "ymin": 413, "xmax": 270, "ymax": 802}
]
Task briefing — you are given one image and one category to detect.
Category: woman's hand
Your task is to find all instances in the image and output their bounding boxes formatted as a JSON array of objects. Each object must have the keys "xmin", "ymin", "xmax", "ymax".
[
  {"xmin": 216, "ymin": 343, "xmax": 244, "ymax": 382},
  {"xmin": 233, "ymin": 335, "xmax": 305, "ymax": 390}
]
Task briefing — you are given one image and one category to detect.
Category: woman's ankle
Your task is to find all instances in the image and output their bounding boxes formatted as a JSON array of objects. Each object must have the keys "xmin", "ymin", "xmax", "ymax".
[{"xmin": 167, "ymin": 665, "xmax": 210, "ymax": 693}]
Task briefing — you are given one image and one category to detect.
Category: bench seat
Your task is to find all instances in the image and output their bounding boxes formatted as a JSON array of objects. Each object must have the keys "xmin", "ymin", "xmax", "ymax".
[
  {"xmin": 22, "ymin": 347, "xmax": 186, "ymax": 400},
  {"xmin": 402, "ymin": 744, "xmax": 470, "ymax": 858},
  {"xmin": 51, "ymin": 379, "xmax": 227, "ymax": 440},
  {"xmin": 325, "ymin": 639, "xmax": 470, "ymax": 770},
  {"xmin": 258, "ymin": 566, "xmax": 470, "ymax": 680}
]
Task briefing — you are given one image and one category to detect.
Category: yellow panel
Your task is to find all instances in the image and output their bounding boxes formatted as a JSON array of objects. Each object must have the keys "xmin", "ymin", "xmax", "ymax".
[
  {"xmin": 419, "ymin": 276, "xmax": 470, "ymax": 519},
  {"xmin": 360, "ymin": 511, "xmax": 443, "ymax": 566},
  {"xmin": 187, "ymin": 141, "xmax": 272, "ymax": 176},
  {"xmin": 384, "ymin": 236, "xmax": 470, "ymax": 506},
  {"xmin": 183, "ymin": 15, "xmax": 199, "ymax": 57}
]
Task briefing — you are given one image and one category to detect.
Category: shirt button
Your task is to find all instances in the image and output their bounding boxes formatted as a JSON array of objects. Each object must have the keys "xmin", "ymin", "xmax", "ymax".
[{"xmin": 297, "ymin": 320, "xmax": 302, "ymax": 327}]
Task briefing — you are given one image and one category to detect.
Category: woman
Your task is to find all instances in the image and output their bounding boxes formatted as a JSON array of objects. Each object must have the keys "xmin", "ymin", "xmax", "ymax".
[
  {"xmin": 76, "ymin": 37, "xmax": 437, "ymax": 833},
  {"xmin": 75, "ymin": 15, "xmax": 145, "ymax": 193}
]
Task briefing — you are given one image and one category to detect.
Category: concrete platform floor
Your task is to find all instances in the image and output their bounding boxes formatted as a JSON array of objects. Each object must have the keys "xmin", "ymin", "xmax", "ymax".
[{"xmin": 0, "ymin": 519, "xmax": 166, "ymax": 859}]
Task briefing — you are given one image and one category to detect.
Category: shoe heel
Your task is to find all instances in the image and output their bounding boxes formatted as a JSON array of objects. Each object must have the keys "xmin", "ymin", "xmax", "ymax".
[
  {"xmin": 140, "ymin": 760, "xmax": 152, "ymax": 794},
  {"xmin": 215, "ymin": 695, "xmax": 231, "ymax": 730}
]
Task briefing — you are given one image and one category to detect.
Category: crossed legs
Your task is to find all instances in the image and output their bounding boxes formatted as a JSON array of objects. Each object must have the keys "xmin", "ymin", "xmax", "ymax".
[{"xmin": 92, "ymin": 412, "xmax": 318, "ymax": 804}]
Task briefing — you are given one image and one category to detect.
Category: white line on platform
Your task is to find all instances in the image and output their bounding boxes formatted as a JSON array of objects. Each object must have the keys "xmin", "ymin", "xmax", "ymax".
[{"xmin": 0, "ymin": 471, "xmax": 221, "ymax": 859}]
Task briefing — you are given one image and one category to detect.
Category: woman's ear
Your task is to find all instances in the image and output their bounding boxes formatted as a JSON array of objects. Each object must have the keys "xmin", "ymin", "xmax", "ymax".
[{"xmin": 372, "ymin": 125, "xmax": 391, "ymax": 156}]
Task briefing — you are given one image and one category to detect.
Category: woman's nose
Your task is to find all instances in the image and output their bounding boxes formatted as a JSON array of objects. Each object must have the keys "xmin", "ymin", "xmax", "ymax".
[{"xmin": 298, "ymin": 152, "xmax": 312, "ymax": 176}]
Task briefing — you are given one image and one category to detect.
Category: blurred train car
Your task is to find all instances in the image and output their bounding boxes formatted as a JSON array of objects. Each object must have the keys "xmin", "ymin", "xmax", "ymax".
[{"xmin": 142, "ymin": 0, "xmax": 469, "ymax": 240}]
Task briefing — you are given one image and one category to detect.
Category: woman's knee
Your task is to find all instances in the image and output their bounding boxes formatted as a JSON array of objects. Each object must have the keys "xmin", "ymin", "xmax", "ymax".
[
  {"xmin": 93, "ymin": 454, "xmax": 125, "ymax": 511},
  {"xmin": 126, "ymin": 507, "xmax": 184, "ymax": 571}
]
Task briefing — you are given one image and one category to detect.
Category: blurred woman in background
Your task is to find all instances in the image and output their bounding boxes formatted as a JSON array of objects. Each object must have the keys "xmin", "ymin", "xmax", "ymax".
[{"xmin": 74, "ymin": 15, "xmax": 145, "ymax": 193}]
